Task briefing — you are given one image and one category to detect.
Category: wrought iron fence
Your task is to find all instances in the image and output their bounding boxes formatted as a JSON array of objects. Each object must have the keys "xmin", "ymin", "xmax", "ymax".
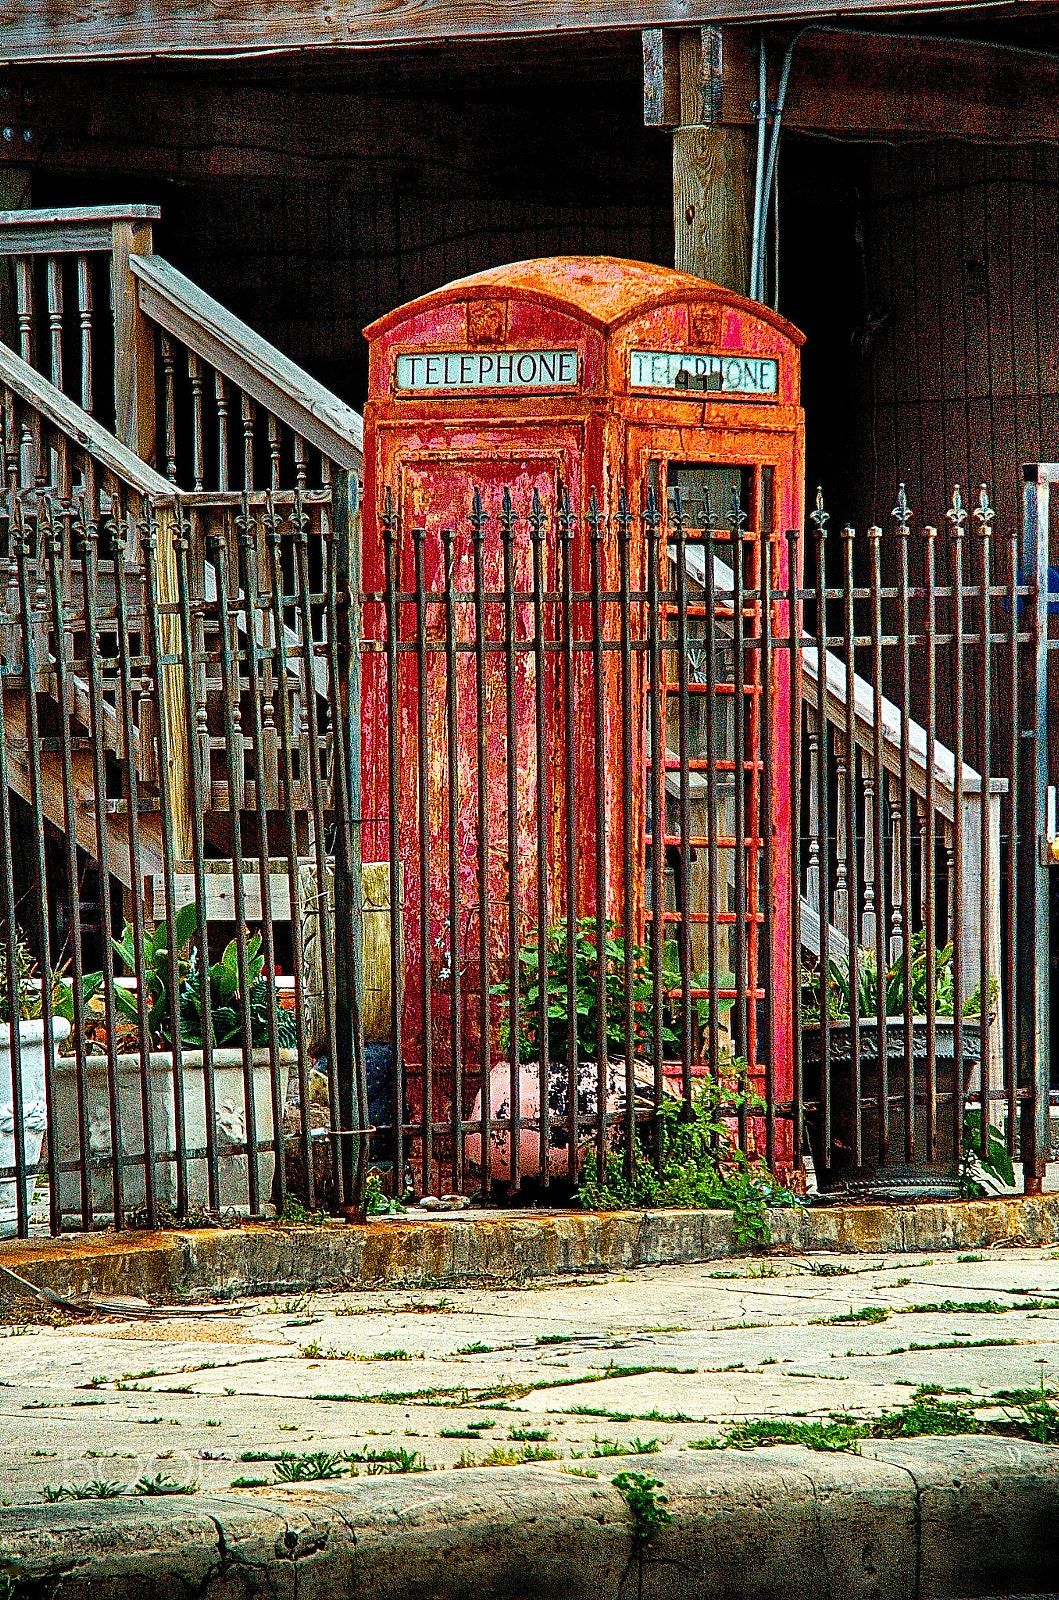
[
  {"xmin": 360, "ymin": 472, "xmax": 1050, "ymax": 1202},
  {"xmin": 0, "ymin": 453, "xmax": 1051, "ymax": 1234}
]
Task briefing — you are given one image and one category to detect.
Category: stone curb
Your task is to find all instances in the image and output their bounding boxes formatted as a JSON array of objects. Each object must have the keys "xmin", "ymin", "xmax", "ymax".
[
  {"xmin": 0, "ymin": 1439, "xmax": 1056, "ymax": 1600},
  {"xmin": 0, "ymin": 1192, "xmax": 1057, "ymax": 1305}
]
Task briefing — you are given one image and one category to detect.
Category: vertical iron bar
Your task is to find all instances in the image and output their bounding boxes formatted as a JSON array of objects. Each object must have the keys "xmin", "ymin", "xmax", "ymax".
[
  {"xmin": 841, "ymin": 522, "xmax": 861, "ymax": 1168},
  {"xmin": 442, "ymin": 519, "xmax": 463, "ymax": 1193},
  {"xmin": 759, "ymin": 518, "xmax": 776, "ymax": 1166},
  {"xmin": 948, "ymin": 488, "xmax": 967, "ymax": 1175},
  {"xmin": 894, "ymin": 490, "xmax": 915, "ymax": 1161},
  {"xmin": 294, "ymin": 493, "xmax": 344, "ymax": 1207},
  {"xmin": 530, "ymin": 490, "xmax": 550, "ymax": 1186},
  {"xmin": 111, "ymin": 500, "xmax": 158, "ymax": 1228},
  {"xmin": 868, "ymin": 520, "xmax": 888, "ymax": 1163},
  {"xmin": 673, "ymin": 488, "xmax": 693, "ymax": 1105},
  {"xmin": 413, "ymin": 521, "xmax": 433, "ymax": 1194},
  {"xmin": 703, "ymin": 496, "xmax": 720, "ymax": 1084},
  {"xmin": 814, "ymin": 494, "xmax": 832, "ymax": 1163},
  {"xmin": 0, "ymin": 478, "xmax": 28, "ymax": 1235},
  {"xmin": 1005, "ymin": 503, "xmax": 1019, "ymax": 1159},
  {"xmin": 924, "ymin": 525, "xmax": 938, "ymax": 1161},
  {"xmin": 44, "ymin": 497, "xmax": 92, "ymax": 1229},
  {"xmin": 974, "ymin": 486, "xmax": 995, "ymax": 1161},
  {"xmin": 730, "ymin": 488, "xmax": 749, "ymax": 1133},
  {"xmin": 589, "ymin": 489, "xmax": 609, "ymax": 1180},
  {"xmin": 212, "ymin": 519, "xmax": 261, "ymax": 1216},
  {"xmin": 266, "ymin": 496, "xmax": 313, "ymax": 1208},
  {"xmin": 500, "ymin": 488, "xmax": 520, "ymax": 1192},
  {"xmin": 617, "ymin": 490, "xmax": 636, "ymax": 1181},
  {"xmin": 645, "ymin": 489, "xmax": 665, "ymax": 1161},
  {"xmin": 470, "ymin": 490, "xmax": 492, "ymax": 1198},
  {"xmin": 74, "ymin": 484, "xmax": 124, "ymax": 1225},
  {"xmin": 236, "ymin": 499, "xmax": 286, "ymax": 1215},
  {"xmin": 786, "ymin": 526, "xmax": 803, "ymax": 1171},
  {"xmin": 141, "ymin": 501, "xmax": 188, "ymax": 1217},
  {"xmin": 173, "ymin": 508, "xmax": 219, "ymax": 1211},
  {"xmin": 1018, "ymin": 466, "xmax": 1049, "ymax": 1192},
  {"xmin": 559, "ymin": 488, "xmax": 579, "ymax": 1180}
]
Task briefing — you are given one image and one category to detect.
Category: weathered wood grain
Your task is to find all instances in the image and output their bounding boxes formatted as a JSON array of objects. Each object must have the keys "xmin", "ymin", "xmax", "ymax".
[
  {"xmin": 0, "ymin": 0, "xmax": 1006, "ymax": 62},
  {"xmin": 0, "ymin": 339, "xmax": 174, "ymax": 499},
  {"xmin": 132, "ymin": 253, "xmax": 364, "ymax": 469}
]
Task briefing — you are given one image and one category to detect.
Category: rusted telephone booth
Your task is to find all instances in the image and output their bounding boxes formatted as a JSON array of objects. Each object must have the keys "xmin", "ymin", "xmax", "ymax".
[{"xmin": 361, "ymin": 258, "xmax": 804, "ymax": 1193}]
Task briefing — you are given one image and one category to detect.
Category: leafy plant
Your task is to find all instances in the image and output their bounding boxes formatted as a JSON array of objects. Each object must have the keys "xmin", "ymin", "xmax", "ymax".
[
  {"xmin": 364, "ymin": 1171, "xmax": 405, "ymax": 1216},
  {"xmin": 803, "ymin": 930, "xmax": 996, "ymax": 1024},
  {"xmin": 91, "ymin": 902, "xmax": 296, "ymax": 1051},
  {"xmin": 134, "ymin": 1473, "xmax": 199, "ymax": 1495},
  {"xmin": 492, "ymin": 917, "xmax": 673, "ymax": 1064},
  {"xmin": 611, "ymin": 1471, "xmax": 672, "ymax": 1546},
  {"xmin": 959, "ymin": 1109, "xmax": 1016, "ymax": 1198},
  {"xmin": 576, "ymin": 1064, "xmax": 795, "ymax": 1247}
]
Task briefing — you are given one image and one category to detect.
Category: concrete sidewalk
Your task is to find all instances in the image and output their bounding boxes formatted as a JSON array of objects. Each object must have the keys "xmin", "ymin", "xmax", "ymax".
[{"xmin": 1, "ymin": 1239, "xmax": 1059, "ymax": 1595}]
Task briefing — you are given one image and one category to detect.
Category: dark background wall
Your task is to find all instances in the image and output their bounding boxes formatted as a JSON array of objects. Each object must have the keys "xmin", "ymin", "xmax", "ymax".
[{"xmin": 29, "ymin": 38, "xmax": 673, "ymax": 405}]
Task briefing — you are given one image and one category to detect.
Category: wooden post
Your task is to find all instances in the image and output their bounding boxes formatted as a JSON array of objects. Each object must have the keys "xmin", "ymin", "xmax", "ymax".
[
  {"xmin": 669, "ymin": 30, "xmax": 753, "ymax": 293},
  {"xmin": 111, "ymin": 217, "xmax": 156, "ymax": 466}
]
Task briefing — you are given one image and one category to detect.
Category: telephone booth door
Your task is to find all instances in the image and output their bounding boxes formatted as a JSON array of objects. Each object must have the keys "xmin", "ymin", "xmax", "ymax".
[{"xmin": 628, "ymin": 430, "xmax": 799, "ymax": 1158}]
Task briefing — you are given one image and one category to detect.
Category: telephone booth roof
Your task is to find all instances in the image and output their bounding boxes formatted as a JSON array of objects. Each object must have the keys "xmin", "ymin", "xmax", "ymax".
[{"xmin": 364, "ymin": 256, "xmax": 805, "ymax": 342}]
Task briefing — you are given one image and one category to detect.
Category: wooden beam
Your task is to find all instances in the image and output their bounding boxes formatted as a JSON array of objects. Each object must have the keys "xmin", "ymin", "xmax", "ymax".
[
  {"xmin": 702, "ymin": 26, "xmax": 1059, "ymax": 144},
  {"xmin": 642, "ymin": 28, "xmax": 680, "ymax": 128},
  {"xmin": 0, "ymin": 205, "xmax": 160, "ymax": 255},
  {"xmin": 0, "ymin": 0, "xmax": 1039, "ymax": 62}
]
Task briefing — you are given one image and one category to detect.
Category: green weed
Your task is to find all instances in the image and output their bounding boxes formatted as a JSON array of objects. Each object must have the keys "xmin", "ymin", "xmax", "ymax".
[
  {"xmin": 810, "ymin": 1306, "xmax": 889, "ymax": 1325},
  {"xmin": 611, "ymin": 1472, "xmax": 672, "ymax": 1546}
]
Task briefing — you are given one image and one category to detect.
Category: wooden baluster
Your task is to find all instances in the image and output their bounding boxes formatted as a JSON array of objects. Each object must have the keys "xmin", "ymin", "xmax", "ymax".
[
  {"xmin": 14, "ymin": 258, "xmax": 41, "ymax": 486},
  {"xmin": 294, "ymin": 434, "xmax": 307, "ymax": 492},
  {"xmin": 77, "ymin": 255, "xmax": 93, "ymax": 416},
  {"xmin": 241, "ymin": 390, "xmax": 254, "ymax": 492},
  {"xmin": 161, "ymin": 333, "xmax": 178, "ymax": 484},
  {"xmin": 188, "ymin": 351, "xmax": 205, "ymax": 490},
  {"xmin": 191, "ymin": 512, "xmax": 211, "ymax": 793},
  {"xmin": 889, "ymin": 771, "xmax": 904, "ymax": 964},
  {"xmin": 918, "ymin": 795, "xmax": 929, "ymax": 932},
  {"xmin": 46, "ymin": 257, "xmax": 63, "ymax": 393},
  {"xmin": 834, "ymin": 727, "xmax": 849, "ymax": 940},
  {"xmin": 215, "ymin": 370, "xmax": 229, "ymax": 492},
  {"xmin": 14, "ymin": 256, "xmax": 33, "ymax": 366},
  {"xmin": 268, "ymin": 414, "xmax": 281, "ymax": 491},
  {"xmin": 861, "ymin": 755, "xmax": 877, "ymax": 951}
]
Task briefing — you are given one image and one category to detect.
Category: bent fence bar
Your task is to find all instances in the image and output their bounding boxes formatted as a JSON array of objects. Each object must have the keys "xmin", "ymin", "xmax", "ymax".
[{"xmin": 0, "ymin": 458, "xmax": 1052, "ymax": 1233}]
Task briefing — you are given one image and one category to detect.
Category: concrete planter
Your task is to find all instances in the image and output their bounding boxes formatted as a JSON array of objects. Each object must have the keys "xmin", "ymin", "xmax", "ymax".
[
  {"xmin": 0, "ymin": 1017, "xmax": 71, "ymax": 1234},
  {"xmin": 54, "ymin": 1046, "xmax": 297, "ymax": 1219},
  {"xmin": 801, "ymin": 1015, "xmax": 981, "ymax": 1195}
]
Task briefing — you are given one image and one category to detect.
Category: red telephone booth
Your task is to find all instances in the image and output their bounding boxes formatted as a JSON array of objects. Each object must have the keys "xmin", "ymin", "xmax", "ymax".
[{"xmin": 361, "ymin": 258, "xmax": 804, "ymax": 1193}]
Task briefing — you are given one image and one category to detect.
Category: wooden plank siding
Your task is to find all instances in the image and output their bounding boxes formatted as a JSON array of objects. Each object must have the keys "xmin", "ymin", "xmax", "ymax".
[{"xmin": 27, "ymin": 43, "xmax": 672, "ymax": 403}]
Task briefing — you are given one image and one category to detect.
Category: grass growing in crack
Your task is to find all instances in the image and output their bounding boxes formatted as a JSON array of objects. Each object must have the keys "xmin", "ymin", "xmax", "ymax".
[
  {"xmin": 692, "ymin": 1419, "xmax": 870, "ymax": 1453},
  {"xmin": 590, "ymin": 1436, "xmax": 662, "ymax": 1458},
  {"xmin": 299, "ymin": 1340, "xmax": 419, "ymax": 1361},
  {"xmin": 456, "ymin": 1342, "xmax": 493, "ymax": 1355},
  {"xmin": 41, "ymin": 1481, "xmax": 127, "ymax": 1502},
  {"xmin": 508, "ymin": 1428, "xmax": 550, "ymax": 1442},
  {"xmin": 561, "ymin": 1465, "xmax": 599, "ymax": 1479},
  {"xmin": 455, "ymin": 1443, "xmax": 561, "ymax": 1467},
  {"xmin": 274, "ymin": 1452, "xmax": 349, "ymax": 1482},
  {"xmin": 810, "ymin": 1306, "xmax": 889, "ymax": 1325},
  {"xmin": 134, "ymin": 1474, "xmax": 198, "ymax": 1496},
  {"xmin": 230, "ymin": 1477, "xmax": 269, "ymax": 1488}
]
